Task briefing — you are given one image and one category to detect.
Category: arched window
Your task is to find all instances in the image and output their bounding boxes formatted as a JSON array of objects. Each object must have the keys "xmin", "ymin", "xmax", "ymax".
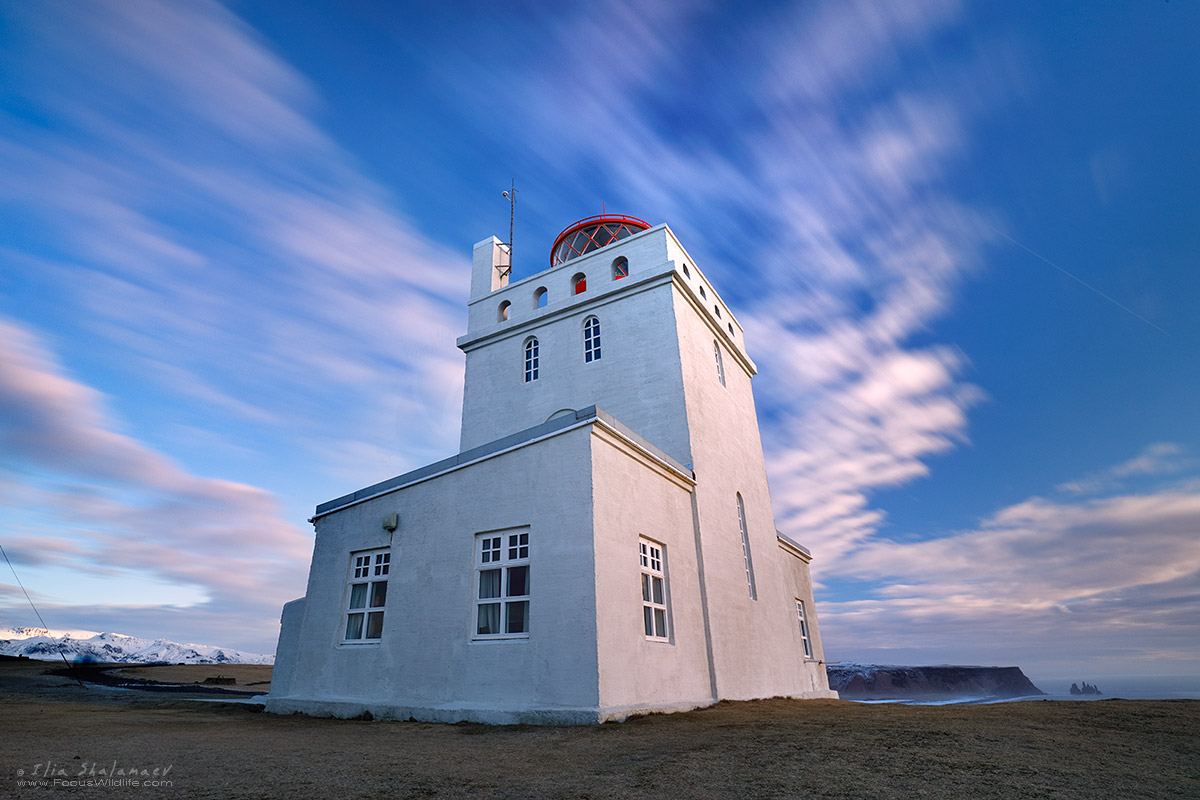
[
  {"xmin": 714, "ymin": 340, "xmax": 726, "ymax": 387},
  {"xmin": 612, "ymin": 257, "xmax": 629, "ymax": 280},
  {"xmin": 524, "ymin": 337, "xmax": 539, "ymax": 382},
  {"xmin": 571, "ymin": 272, "xmax": 587, "ymax": 295},
  {"xmin": 736, "ymin": 493, "xmax": 757, "ymax": 600},
  {"xmin": 534, "ymin": 287, "xmax": 548, "ymax": 309},
  {"xmin": 583, "ymin": 316, "xmax": 601, "ymax": 363},
  {"xmin": 498, "ymin": 300, "xmax": 510, "ymax": 322}
]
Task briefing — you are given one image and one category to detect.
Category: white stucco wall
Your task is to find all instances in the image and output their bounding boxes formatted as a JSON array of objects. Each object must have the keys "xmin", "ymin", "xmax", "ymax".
[
  {"xmin": 589, "ymin": 426, "xmax": 714, "ymax": 714},
  {"xmin": 777, "ymin": 538, "xmax": 835, "ymax": 696},
  {"xmin": 267, "ymin": 423, "xmax": 603, "ymax": 723},
  {"xmin": 458, "ymin": 226, "xmax": 750, "ymax": 469},
  {"xmin": 669, "ymin": 274, "xmax": 834, "ymax": 700}
]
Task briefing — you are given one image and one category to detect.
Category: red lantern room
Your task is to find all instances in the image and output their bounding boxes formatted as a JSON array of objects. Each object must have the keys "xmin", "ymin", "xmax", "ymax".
[{"xmin": 550, "ymin": 214, "xmax": 651, "ymax": 267}]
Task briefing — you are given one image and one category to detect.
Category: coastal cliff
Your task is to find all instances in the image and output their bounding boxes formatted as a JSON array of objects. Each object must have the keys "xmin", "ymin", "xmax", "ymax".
[{"xmin": 827, "ymin": 664, "xmax": 1045, "ymax": 700}]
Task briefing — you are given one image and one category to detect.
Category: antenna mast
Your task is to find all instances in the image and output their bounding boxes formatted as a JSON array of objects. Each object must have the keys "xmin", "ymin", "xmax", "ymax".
[{"xmin": 500, "ymin": 180, "xmax": 516, "ymax": 280}]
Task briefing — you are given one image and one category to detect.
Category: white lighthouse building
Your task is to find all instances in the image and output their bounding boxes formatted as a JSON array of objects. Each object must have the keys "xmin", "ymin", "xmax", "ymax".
[{"xmin": 265, "ymin": 215, "xmax": 836, "ymax": 724}]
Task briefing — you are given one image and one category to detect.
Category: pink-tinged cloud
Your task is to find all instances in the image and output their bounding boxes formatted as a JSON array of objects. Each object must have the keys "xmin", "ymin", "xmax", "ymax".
[
  {"xmin": 0, "ymin": 315, "xmax": 311, "ymax": 644},
  {"xmin": 818, "ymin": 457, "xmax": 1200, "ymax": 676}
]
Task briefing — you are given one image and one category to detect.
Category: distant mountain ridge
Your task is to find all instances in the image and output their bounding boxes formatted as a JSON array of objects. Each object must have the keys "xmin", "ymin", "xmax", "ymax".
[
  {"xmin": 0, "ymin": 626, "xmax": 273, "ymax": 665},
  {"xmin": 827, "ymin": 663, "xmax": 1044, "ymax": 699}
]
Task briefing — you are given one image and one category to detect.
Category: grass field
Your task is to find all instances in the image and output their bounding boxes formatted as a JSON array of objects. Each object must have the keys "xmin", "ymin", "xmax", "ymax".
[{"xmin": 3, "ymin": 659, "xmax": 1197, "ymax": 799}]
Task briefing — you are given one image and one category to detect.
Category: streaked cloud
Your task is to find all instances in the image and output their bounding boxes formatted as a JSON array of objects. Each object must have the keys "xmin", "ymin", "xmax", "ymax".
[
  {"xmin": 819, "ymin": 450, "xmax": 1200, "ymax": 676},
  {"xmin": 0, "ymin": 0, "xmax": 470, "ymax": 647}
]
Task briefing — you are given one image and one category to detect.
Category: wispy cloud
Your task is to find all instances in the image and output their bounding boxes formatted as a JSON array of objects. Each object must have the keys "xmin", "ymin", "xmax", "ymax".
[
  {"xmin": 818, "ymin": 457, "xmax": 1200, "ymax": 675},
  {"xmin": 0, "ymin": 0, "xmax": 472, "ymax": 646},
  {"xmin": 0, "ymin": 313, "xmax": 311, "ymax": 644},
  {"xmin": 1056, "ymin": 442, "xmax": 1191, "ymax": 495},
  {"xmin": 473, "ymin": 0, "xmax": 997, "ymax": 565}
]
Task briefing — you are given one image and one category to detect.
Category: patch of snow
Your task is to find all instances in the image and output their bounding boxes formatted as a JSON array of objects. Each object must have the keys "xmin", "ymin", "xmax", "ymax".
[{"xmin": 0, "ymin": 625, "xmax": 273, "ymax": 664}]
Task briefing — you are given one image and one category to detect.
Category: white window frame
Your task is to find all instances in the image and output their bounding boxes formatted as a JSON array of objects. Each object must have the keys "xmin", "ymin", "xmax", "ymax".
[
  {"xmin": 639, "ymin": 538, "xmax": 670, "ymax": 642},
  {"xmin": 342, "ymin": 549, "xmax": 390, "ymax": 643},
  {"xmin": 583, "ymin": 316, "xmax": 601, "ymax": 363},
  {"xmin": 714, "ymin": 340, "xmax": 726, "ymax": 387},
  {"xmin": 736, "ymin": 493, "xmax": 757, "ymax": 600},
  {"xmin": 524, "ymin": 337, "xmax": 539, "ymax": 382},
  {"xmin": 473, "ymin": 530, "xmax": 530, "ymax": 640},
  {"xmin": 796, "ymin": 599, "xmax": 813, "ymax": 658}
]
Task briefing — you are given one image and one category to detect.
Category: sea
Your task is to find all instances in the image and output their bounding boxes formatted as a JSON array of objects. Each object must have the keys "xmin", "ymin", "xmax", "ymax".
[{"xmin": 853, "ymin": 675, "xmax": 1200, "ymax": 706}]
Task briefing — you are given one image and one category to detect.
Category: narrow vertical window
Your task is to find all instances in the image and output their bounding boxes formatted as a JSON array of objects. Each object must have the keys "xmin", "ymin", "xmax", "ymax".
[
  {"xmin": 796, "ymin": 599, "xmax": 813, "ymax": 657},
  {"xmin": 534, "ymin": 286, "xmax": 548, "ymax": 309},
  {"xmin": 714, "ymin": 341, "xmax": 726, "ymax": 387},
  {"xmin": 583, "ymin": 316, "xmax": 601, "ymax": 363},
  {"xmin": 475, "ymin": 531, "xmax": 530, "ymax": 638},
  {"xmin": 613, "ymin": 257, "xmax": 629, "ymax": 280},
  {"xmin": 524, "ymin": 337, "xmax": 539, "ymax": 382},
  {"xmin": 498, "ymin": 300, "xmax": 510, "ymax": 322},
  {"xmin": 344, "ymin": 549, "xmax": 389, "ymax": 642},
  {"xmin": 736, "ymin": 494, "xmax": 757, "ymax": 600},
  {"xmin": 639, "ymin": 539, "xmax": 669, "ymax": 641}
]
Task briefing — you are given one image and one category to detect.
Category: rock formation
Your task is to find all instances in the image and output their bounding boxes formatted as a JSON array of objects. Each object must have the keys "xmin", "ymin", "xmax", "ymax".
[{"xmin": 827, "ymin": 664, "xmax": 1045, "ymax": 700}]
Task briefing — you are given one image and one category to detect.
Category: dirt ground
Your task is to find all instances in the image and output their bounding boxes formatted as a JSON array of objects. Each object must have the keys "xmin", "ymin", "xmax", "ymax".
[
  {"xmin": 2, "ymin": 658, "xmax": 1197, "ymax": 799},
  {"xmin": 110, "ymin": 664, "xmax": 272, "ymax": 693}
]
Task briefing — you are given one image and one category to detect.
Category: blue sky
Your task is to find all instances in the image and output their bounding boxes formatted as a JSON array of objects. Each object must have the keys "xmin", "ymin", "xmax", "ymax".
[{"xmin": 1, "ymin": 0, "xmax": 1197, "ymax": 687}]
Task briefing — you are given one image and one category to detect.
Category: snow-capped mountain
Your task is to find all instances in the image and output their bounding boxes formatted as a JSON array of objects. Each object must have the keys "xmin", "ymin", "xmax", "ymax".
[{"xmin": 0, "ymin": 626, "xmax": 273, "ymax": 665}]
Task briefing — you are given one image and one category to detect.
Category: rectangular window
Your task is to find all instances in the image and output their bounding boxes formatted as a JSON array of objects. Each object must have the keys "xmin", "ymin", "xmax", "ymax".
[
  {"xmin": 584, "ymin": 317, "xmax": 601, "ymax": 362},
  {"xmin": 475, "ymin": 531, "xmax": 530, "ymax": 638},
  {"xmin": 639, "ymin": 539, "xmax": 669, "ymax": 641},
  {"xmin": 524, "ymin": 338, "xmax": 539, "ymax": 382},
  {"xmin": 736, "ymin": 494, "xmax": 757, "ymax": 600},
  {"xmin": 344, "ymin": 549, "xmax": 389, "ymax": 642},
  {"xmin": 796, "ymin": 599, "xmax": 813, "ymax": 658}
]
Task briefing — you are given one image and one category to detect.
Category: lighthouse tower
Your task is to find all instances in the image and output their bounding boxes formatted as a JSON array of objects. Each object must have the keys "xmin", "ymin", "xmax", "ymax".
[{"xmin": 265, "ymin": 215, "xmax": 835, "ymax": 725}]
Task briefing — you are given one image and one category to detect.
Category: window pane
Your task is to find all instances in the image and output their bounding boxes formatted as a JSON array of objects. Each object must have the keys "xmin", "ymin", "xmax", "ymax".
[
  {"xmin": 345, "ymin": 612, "xmax": 364, "ymax": 640},
  {"xmin": 477, "ymin": 603, "xmax": 500, "ymax": 635},
  {"xmin": 365, "ymin": 611, "xmax": 385, "ymax": 639},
  {"xmin": 507, "ymin": 565, "xmax": 529, "ymax": 597},
  {"xmin": 482, "ymin": 537, "xmax": 500, "ymax": 563},
  {"xmin": 654, "ymin": 609, "xmax": 667, "ymax": 638},
  {"xmin": 644, "ymin": 606, "xmax": 654, "ymax": 637},
  {"xmin": 348, "ymin": 583, "xmax": 367, "ymax": 610},
  {"xmin": 479, "ymin": 569, "xmax": 501, "ymax": 599},
  {"xmin": 652, "ymin": 576, "xmax": 664, "ymax": 605},
  {"xmin": 505, "ymin": 600, "xmax": 529, "ymax": 633},
  {"xmin": 370, "ymin": 581, "xmax": 387, "ymax": 608},
  {"xmin": 642, "ymin": 574, "xmax": 651, "ymax": 602}
]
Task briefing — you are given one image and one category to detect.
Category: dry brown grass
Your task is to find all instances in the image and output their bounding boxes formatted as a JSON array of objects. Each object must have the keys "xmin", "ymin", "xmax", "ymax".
[
  {"xmin": 2, "ymin": 658, "xmax": 1196, "ymax": 799},
  {"xmin": 110, "ymin": 663, "xmax": 272, "ymax": 692}
]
